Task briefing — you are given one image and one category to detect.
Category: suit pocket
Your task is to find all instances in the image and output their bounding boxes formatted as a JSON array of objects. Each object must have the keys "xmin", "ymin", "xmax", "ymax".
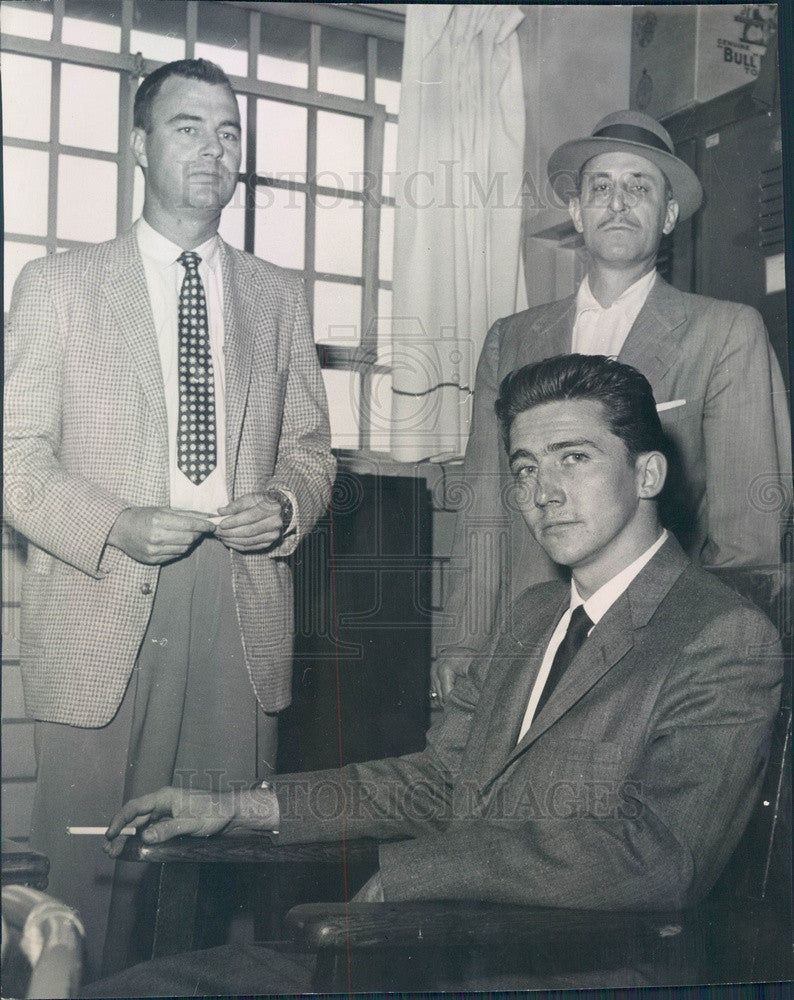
[
  {"xmin": 26, "ymin": 546, "xmax": 54, "ymax": 576},
  {"xmin": 658, "ymin": 400, "xmax": 693, "ymax": 430},
  {"xmin": 239, "ymin": 371, "xmax": 287, "ymax": 467}
]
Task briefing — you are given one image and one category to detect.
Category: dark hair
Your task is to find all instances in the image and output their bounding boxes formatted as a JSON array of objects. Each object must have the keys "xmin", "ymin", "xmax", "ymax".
[
  {"xmin": 134, "ymin": 59, "xmax": 234, "ymax": 131},
  {"xmin": 495, "ymin": 354, "xmax": 666, "ymax": 460}
]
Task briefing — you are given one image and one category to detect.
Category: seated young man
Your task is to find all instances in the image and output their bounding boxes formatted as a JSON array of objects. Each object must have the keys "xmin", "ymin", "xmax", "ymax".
[{"xmin": 93, "ymin": 354, "xmax": 782, "ymax": 995}]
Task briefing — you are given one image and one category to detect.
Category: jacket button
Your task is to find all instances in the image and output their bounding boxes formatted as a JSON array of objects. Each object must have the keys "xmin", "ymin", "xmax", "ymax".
[{"xmin": 140, "ymin": 582, "xmax": 153, "ymax": 595}]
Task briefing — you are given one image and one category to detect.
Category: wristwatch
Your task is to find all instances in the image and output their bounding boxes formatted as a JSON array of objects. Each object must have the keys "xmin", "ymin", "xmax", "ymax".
[
  {"xmin": 250, "ymin": 778, "xmax": 279, "ymax": 834},
  {"xmin": 264, "ymin": 488, "xmax": 294, "ymax": 537}
]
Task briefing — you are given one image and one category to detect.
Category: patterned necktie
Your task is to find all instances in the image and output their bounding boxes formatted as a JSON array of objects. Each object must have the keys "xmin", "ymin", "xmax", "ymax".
[
  {"xmin": 535, "ymin": 604, "xmax": 593, "ymax": 716},
  {"xmin": 177, "ymin": 251, "xmax": 216, "ymax": 485}
]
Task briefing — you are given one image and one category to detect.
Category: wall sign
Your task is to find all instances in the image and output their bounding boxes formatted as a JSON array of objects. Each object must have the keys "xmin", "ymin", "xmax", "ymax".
[{"xmin": 697, "ymin": 5, "xmax": 776, "ymax": 103}]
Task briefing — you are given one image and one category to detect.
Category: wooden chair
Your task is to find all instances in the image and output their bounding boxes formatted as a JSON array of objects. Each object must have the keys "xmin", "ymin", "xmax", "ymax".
[
  {"xmin": 118, "ymin": 690, "xmax": 792, "ymax": 990},
  {"xmin": 290, "ymin": 702, "xmax": 793, "ymax": 990},
  {"xmin": 120, "ymin": 565, "xmax": 792, "ymax": 990},
  {"xmin": 289, "ymin": 585, "xmax": 792, "ymax": 991},
  {"xmin": 1, "ymin": 840, "xmax": 49, "ymax": 892},
  {"xmin": 118, "ymin": 835, "xmax": 381, "ymax": 958}
]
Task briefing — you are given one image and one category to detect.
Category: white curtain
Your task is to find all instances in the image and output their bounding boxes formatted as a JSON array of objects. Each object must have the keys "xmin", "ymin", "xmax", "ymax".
[{"xmin": 389, "ymin": 5, "xmax": 527, "ymax": 462}]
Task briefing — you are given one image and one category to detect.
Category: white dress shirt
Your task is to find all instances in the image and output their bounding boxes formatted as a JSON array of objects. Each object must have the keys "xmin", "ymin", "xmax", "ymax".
[
  {"xmin": 571, "ymin": 268, "xmax": 657, "ymax": 357},
  {"xmin": 516, "ymin": 529, "xmax": 669, "ymax": 743},
  {"xmin": 136, "ymin": 217, "xmax": 229, "ymax": 514}
]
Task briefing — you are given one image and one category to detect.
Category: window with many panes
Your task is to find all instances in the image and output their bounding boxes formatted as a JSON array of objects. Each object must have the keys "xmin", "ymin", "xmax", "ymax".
[
  {"xmin": 2, "ymin": 0, "xmax": 403, "ymax": 451},
  {"xmin": 1, "ymin": 6, "xmax": 403, "ymax": 815}
]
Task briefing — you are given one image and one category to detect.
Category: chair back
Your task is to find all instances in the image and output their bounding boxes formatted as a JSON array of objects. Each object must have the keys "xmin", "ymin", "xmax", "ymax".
[{"xmin": 707, "ymin": 565, "xmax": 792, "ymax": 903}]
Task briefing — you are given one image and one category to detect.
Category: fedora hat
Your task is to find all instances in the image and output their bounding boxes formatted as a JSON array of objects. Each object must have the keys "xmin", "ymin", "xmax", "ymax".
[{"xmin": 547, "ymin": 109, "xmax": 703, "ymax": 221}]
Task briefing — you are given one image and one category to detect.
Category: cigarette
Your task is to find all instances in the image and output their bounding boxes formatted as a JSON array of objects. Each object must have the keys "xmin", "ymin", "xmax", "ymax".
[{"xmin": 67, "ymin": 826, "xmax": 137, "ymax": 836}]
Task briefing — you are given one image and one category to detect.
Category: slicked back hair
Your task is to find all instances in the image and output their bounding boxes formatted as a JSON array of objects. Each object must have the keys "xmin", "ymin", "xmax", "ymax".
[
  {"xmin": 134, "ymin": 58, "xmax": 234, "ymax": 131},
  {"xmin": 495, "ymin": 353, "xmax": 667, "ymax": 461}
]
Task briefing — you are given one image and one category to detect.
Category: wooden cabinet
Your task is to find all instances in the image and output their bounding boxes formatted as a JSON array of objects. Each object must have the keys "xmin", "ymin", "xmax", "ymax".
[
  {"xmin": 279, "ymin": 471, "xmax": 433, "ymax": 771},
  {"xmin": 663, "ymin": 85, "xmax": 789, "ymax": 388}
]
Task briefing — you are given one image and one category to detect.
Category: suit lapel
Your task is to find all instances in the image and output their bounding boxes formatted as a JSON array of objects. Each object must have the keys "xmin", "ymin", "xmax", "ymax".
[
  {"xmin": 473, "ymin": 595, "xmax": 569, "ymax": 786},
  {"xmin": 515, "ymin": 599, "xmax": 635, "ymax": 751},
  {"xmin": 101, "ymin": 232, "xmax": 168, "ymax": 453},
  {"xmin": 481, "ymin": 537, "xmax": 690, "ymax": 785},
  {"xmin": 619, "ymin": 276, "xmax": 688, "ymax": 392},
  {"xmin": 520, "ymin": 295, "xmax": 576, "ymax": 366},
  {"xmin": 220, "ymin": 241, "xmax": 257, "ymax": 491},
  {"xmin": 518, "ymin": 277, "xmax": 688, "ymax": 390}
]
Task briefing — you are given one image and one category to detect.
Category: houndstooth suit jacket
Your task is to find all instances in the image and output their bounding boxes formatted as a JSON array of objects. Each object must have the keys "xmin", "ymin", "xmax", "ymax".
[{"xmin": 4, "ymin": 231, "xmax": 335, "ymax": 727}]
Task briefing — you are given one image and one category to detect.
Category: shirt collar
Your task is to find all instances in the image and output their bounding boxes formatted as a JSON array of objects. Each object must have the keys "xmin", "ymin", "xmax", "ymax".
[
  {"xmin": 135, "ymin": 216, "xmax": 220, "ymax": 271},
  {"xmin": 570, "ymin": 529, "xmax": 669, "ymax": 625},
  {"xmin": 576, "ymin": 268, "xmax": 657, "ymax": 316}
]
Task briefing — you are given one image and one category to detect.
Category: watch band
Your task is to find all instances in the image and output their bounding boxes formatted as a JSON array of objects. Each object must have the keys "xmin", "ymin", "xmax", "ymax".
[
  {"xmin": 264, "ymin": 488, "xmax": 294, "ymax": 536},
  {"xmin": 249, "ymin": 779, "xmax": 279, "ymax": 834}
]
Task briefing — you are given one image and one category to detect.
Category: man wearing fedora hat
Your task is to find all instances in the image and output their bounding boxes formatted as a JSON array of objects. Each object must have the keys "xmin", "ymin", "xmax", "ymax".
[{"xmin": 431, "ymin": 109, "xmax": 791, "ymax": 702}]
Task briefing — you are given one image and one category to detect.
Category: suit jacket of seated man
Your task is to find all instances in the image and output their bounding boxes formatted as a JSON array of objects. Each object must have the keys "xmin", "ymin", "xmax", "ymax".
[
  {"xmin": 435, "ymin": 275, "xmax": 792, "ymax": 677},
  {"xmin": 269, "ymin": 534, "xmax": 782, "ymax": 909},
  {"xmin": 4, "ymin": 231, "xmax": 335, "ymax": 726}
]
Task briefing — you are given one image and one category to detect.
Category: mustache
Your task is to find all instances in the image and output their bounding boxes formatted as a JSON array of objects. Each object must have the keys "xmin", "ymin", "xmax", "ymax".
[{"xmin": 598, "ymin": 215, "xmax": 639, "ymax": 229}]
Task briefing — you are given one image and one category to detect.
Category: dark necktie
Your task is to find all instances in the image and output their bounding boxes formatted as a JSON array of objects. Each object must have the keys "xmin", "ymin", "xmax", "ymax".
[
  {"xmin": 177, "ymin": 251, "xmax": 216, "ymax": 485},
  {"xmin": 535, "ymin": 604, "xmax": 593, "ymax": 716}
]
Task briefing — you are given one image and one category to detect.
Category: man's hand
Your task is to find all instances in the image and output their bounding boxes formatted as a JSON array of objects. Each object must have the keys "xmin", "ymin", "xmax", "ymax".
[
  {"xmin": 351, "ymin": 871, "xmax": 385, "ymax": 903},
  {"xmin": 103, "ymin": 786, "xmax": 235, "ymax": 857},
  {"xmin": 107, "ymin": 507, "xmax": 215, "ymax": 565},
  {"xmin": 214, "ymin": 493, "xmax": 284, "ymax": 552},
  {"xmin": 430, "ymin": 658, "xmax": 467, "ymax": 707}
]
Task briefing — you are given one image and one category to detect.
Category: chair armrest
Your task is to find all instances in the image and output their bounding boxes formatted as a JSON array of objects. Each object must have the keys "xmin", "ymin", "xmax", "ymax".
[
  {"xmin": 288, "ymin": 901, "xmax": 703, "ymax": 991},
  {"xmin": 289, "ymin": 898, "xmax": 794, "ymax": 990},
  {"xmin": 118, "ymin": 833, "xmax": 382, "ymax": 866},
  {"xmin": 1, "ymin": 840, "xmax": 49, "ymax": 890},
  {"xmin": 287, "ymin": 900, "xmax": 692, "ymax": 953}
]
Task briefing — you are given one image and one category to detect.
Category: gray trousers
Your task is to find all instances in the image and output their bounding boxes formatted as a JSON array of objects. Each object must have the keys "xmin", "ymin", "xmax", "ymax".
[{"xmin": 29, "ymin": 538, "xmax": 278, "ymax": 981}]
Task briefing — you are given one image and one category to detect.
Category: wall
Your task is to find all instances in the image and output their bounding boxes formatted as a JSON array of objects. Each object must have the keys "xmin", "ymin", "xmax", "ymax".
[
  {"xmin": 629, "ymin": 4, "xmax": 777, "ymax": 119},
  {"xmin": 516, "ymin": 4, "xmax": 634, "ymax": 308}
]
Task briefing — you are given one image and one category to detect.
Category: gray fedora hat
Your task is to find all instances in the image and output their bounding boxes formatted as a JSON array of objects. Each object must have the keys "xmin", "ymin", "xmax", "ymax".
[{"xmin": 547, "ymin": 109, "xmax": 704, "ymax": 221}]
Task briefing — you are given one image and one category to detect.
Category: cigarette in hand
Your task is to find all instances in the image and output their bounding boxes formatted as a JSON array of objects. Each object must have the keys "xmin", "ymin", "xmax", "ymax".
[{"xmin": 67, "ymin": 826, "xmax": 136, "ymax": 836}]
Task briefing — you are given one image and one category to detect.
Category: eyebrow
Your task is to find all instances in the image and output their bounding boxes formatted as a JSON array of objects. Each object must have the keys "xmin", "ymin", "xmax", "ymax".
[
  {"xmin": 546, "ymin": 438, "xmax": 600, "ymax": 452},
  {"xmin": 509, "ymin": 447, "xmax": 537, "ymax": 467},
  {"xmin": 509, "ymin": 438, "xmax": 600, "ymax": 466},
  {"xmin": 586, "ymin": 171, "xmax": 654, "ymax": 182},
  {"xmin": 167, "ymin": 112, "xmax": 241, "ymax": 130}
]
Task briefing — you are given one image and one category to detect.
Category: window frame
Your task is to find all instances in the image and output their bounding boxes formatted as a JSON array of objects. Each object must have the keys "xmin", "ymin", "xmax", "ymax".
[{"xmin": 1, "ymin": 0, "xmax": 403, "ymax": 450}]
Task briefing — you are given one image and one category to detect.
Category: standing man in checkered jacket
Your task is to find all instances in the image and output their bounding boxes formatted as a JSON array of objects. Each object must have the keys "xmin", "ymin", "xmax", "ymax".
[{"xmin": 3, "ymin": 58, "xmax": 335, "ymax": 978}]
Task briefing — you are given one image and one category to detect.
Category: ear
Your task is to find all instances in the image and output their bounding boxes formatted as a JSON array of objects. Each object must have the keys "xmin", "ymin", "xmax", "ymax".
[
  {"xmin": 130, "ymin": 127, "xmax": 148, "ymax": 170},
  {"xmin": 635, "ymin": 451, "xmax": 667, "ymax": 499},
  {"xmin": 568, "ymin": 195, "xmax": 584, "ymax": 234},
  {"xmin": 662, "ymin": 198, "xmax": 679, "ymax": 235}
]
